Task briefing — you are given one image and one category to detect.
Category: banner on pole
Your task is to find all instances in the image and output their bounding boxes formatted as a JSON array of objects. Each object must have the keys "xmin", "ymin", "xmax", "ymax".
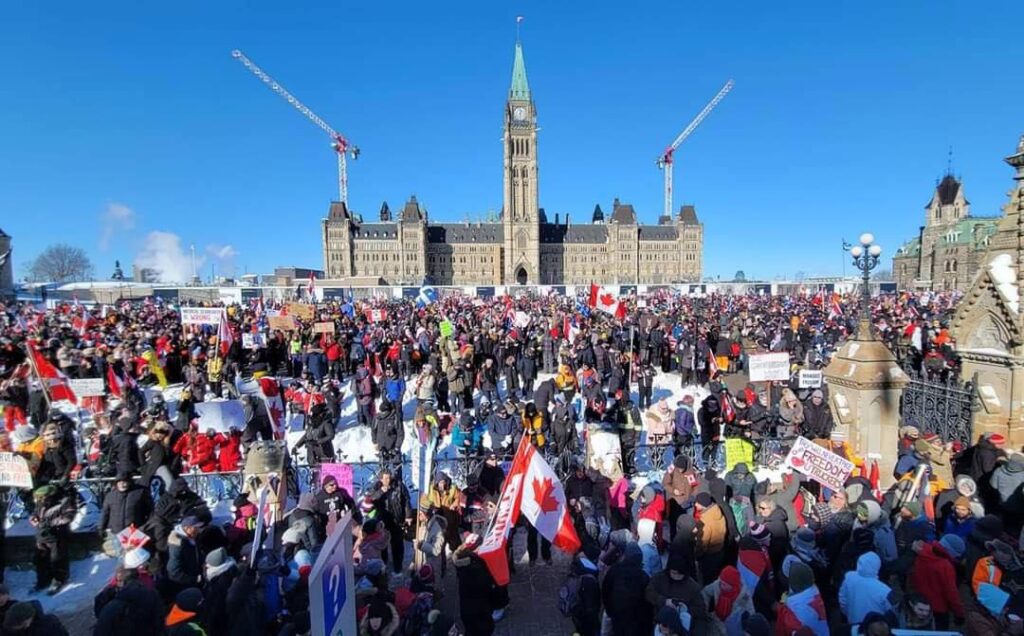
[
  {"xmin": 748, "ymin": 352, "xmax": 791, "ymax": 382},
  {"xmin": 784, "ymin": 436, "xmax": 855, "ymax": 491},
  {"xmin": 180, "ymin": 307, "xmax": 225, "ymax": 326}
]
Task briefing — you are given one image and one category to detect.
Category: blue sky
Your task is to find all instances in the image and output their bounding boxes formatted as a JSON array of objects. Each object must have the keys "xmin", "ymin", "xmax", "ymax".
[{"xmin": 2, "ymin": 1, "xmax": 1022, "ymax": 282}]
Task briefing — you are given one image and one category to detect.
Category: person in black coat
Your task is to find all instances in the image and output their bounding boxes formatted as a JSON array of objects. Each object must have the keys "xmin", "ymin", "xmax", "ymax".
[
  {"xmin": 516, "ymin": 350, "xmax": 537, "ymax": 400},
  {"xmin": 35, "ymin": 428, "xmax": 77, "ymax": 486},
  {"xmin": 601, "ymin": 543, "xmax": 651, "ymax": 636},
  {"xmin": 698, "ymin": 394, "xmax": 723, "ymax": 450},
  {"xmin": 475, "ymin": 452, "xmax": 506, "ymax": 499},
  {"xmin": 202, "ymin": 548, "xmax": 239, "ymax": 636},
  {"xmin": 100, "ymin": 472, "xmax": 152, "ymax": 536},
  {"xmin": 370, "ymin": 469, "xmax": 413, "ymax": 574},
  {"xmin": 313, "ymin": 475, "xmax": 360, "ymax": 531},
  {"xmin": 147, "ymin": 478, "xmax": 210, "ymax": 554},
  {"xmin": 166, "ymin": 516, "xmax": 204, "ymax": 594},
  {"xmin": 371, "ymin": 399, "xmax": 403, "ymax": 463},
  {"xmin": 295, "ymin": 403, "xmax": 336, "ymax": 466},
  {"xmin": 0, "ymin": 600, "xmax": 69, "ymax": 636},
  {"xmin": 93, "ymin": 573, "xmax": 165, "ymax": 636},
  {"xmin": 453, "ymin": 541, "xmax": 498, "ymax": 636},
  {"xmin": 108, "ymin": 419, "xmax": 142, "ymax": 477}
]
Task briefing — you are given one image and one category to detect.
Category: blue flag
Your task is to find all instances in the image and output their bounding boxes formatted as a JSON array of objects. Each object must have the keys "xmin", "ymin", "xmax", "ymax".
[{"xmin": 416, "ymin": 286, "xmax": 437, "ymax": 308}]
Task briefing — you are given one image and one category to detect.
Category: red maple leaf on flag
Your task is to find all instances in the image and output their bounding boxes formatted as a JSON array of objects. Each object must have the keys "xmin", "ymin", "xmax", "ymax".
[
  {"xmin": 599, "ymin": 293, "xmax": 616, "ymax": 308},
  {"xmin": 532, "ymin": 477, "xmax": 560, "ymax": 514}
]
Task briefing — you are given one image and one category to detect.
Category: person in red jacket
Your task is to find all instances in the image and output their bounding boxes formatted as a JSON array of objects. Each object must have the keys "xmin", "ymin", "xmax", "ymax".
[
  {"xmin": 636, "ymin": 484, "xmax": 666, "ymax": 551},
  {"xmin": 909, "ymin": 534, "xmax": 965, "ymax": 630},
  {"xmin": 213, "ymin": 429, "xmax": 243, "ymax": 472},
  {"xmin": 172, "ymin": 422, "xmax": 218, "ymax": 473}
]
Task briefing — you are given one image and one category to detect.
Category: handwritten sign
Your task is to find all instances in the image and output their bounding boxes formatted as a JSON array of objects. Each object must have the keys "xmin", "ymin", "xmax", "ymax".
[
  {"xmin": 319, "ymin": 462, "xmax": 354, "ymax": 497},
  {"xmin": 268, "ymin": 315, "xmax": 297, "ymax": 331},
  {"xmin": 0, "ymin": 453, "xmax": 33, "ymax": 489},
  {"xmin": 784, "ymin": 436, "xmax": 855, "ymax": 491},
  {"xmin": 180, "ymin": 307, "xmax": 225, "ymax": 326},
  {"xmin": 439, "ymin": 319, "xmax": 454, "ymax": 339},
  {"xmin": 748, "ymin": 352, "xmax": 791, "ymax": 382},
  {"xmin": 68, "ymin": 378, "xmax": 105, "ymax": 397},
  {"xmin": 313, "ymin": 321, "xmax": 335, "ymax": 334},
  {"xmin": 724, "ymin": 438, "xmax": 755, "ymax": 472},
  {"xmin": 798, "ymin": 370, "xmax": 823, "ymax": 389},
  {"xmin": 286, "ymin": 303, "xmax": 315, "ymax": 321}
]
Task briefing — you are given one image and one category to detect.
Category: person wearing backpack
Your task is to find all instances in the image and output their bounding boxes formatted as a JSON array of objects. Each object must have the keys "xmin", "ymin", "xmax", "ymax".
[{"xmin": 560, "ymin": 555, "xmax": 601, "ymax": 636}]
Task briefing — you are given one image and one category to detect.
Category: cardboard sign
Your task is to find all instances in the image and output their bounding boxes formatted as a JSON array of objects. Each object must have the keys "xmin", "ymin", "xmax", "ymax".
[
  {"xmin": 68, "ymin": 378, "xmax": 105, "ymax": 397},
  {"xmin": 180, "ymin": 307, "xmax": 225, "ymax": 326},
  {"xmin": 784, "ymin": 436, "xmax": 855, "ymax": 491},
  {"xmin": 194, "ymin": 399, "xmax": 246, "ymax": 433},
  {"xmin": 313, "ymin": 321, "xmax": 336, "ymax": 334},
  {"xmin": 724, "ymin": 438, "xmax": 755, "ymax": 472},
  {"xmin": 439, "ymin": 319, "xmax": 454, "ymax": 339},
  {"xmin": 319, "ymin": 462, "xmax": 355, "ymax": 498},
  {"xmin": 0, "ymin": 452, "xmax": 33, "ymax": 489},
  {"xmin": 286, "ymin": 303, "xmax": 315, "ymax": 321},
  {"xmin": 748, "ymin": 352, "xmax": 791, "ymax": 382},
  {"xmin": 268, "ymin": 315, "xmax": 297, "ymax": 331},
  {"xmin": 798, "ymin": 370, "xmax": 823, "ymax": 389}
]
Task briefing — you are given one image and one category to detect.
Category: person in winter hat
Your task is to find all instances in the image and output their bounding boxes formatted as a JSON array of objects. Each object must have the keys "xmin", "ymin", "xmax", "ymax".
[
  {"xmin": 2, "ymin": 601, "xmax": 69, "ymax": 636},
  {"xmin": 358, "ymin": 598, "xmax": 399, "ymax": 636},
  {"xmin": 663, "ymin": 454, "xmax": 697, "ymax": 541},
  {"xmin": 700, "ymin": 564, "xmax": 753, "ymax": 635},
  {"xmin": 165, "ymin": 587, "xmax": 205, "ymax": 636},
  {"xmin": 838, "ymin": 552, "xmax": 895, "ymax": 626},
  {"xmin": 854, "ymin": 500, "xmax": 898, "ymax": 565},
  {"xmin": 909, "ymin": 534, "xmax": 964, "ymax": 630},
  {"xmin": 775, "ymin": 561, "xmax": 829, "ymax": 636},
  {"xmin": 566, "ymin": 555, "xmax": 601, "ymax": 636},
  {"xmin": 654, "ymin": 604, "xmax": 689, "ymax": 635},
  {"xmin": 601, "ymin": 543, "xmax": 652, "ymax": 636},
  {"xmin": 942, "ymin": 495, "xmax": 977, "ymax": 540}
]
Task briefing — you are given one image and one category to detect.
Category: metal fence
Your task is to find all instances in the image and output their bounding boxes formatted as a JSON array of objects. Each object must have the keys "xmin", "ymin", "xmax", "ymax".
[{"xmin": 899, "ymin": 368, "xmax": 976, "ymax": 448}]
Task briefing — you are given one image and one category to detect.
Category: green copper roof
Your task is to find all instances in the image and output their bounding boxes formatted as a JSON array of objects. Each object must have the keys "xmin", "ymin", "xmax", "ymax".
[{"xmin": 509, "ymin": 41, "xmax": 530, "ymax": 100}]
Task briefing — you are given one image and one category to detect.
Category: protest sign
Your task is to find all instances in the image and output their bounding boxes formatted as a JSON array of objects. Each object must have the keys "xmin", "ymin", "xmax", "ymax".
[
  {"xmin": 68, "ymin": 378, "xmax": 105, "ymax": 397},
  {"xmin": 286, "ymin": 303, "xmax": 315, "ymax": 321},
  {"xmin": 798, "ymin": 370, "xmax": 823, "ymax": 389},
  {"xmin": 724, "ymin": 438, "xmax": 755, "ymax": 472},
  {"xmin": 319, "ymin": 463, "xmax": 354, "ymax": 497},
  {"xmin": 0, "ymin": 453, "xmax": 33, "ymax": 489},
  {"xmin": 180, "ymin": 307, "xmax": 225, "ymax": 326},
  {"xmin": 748, "ymin": 352, "xmax": 791, "ymax": 382},
  {"xmin": 194, "ymin": 399, "xmax": 246, "ymax": 433},
  {"xmin": 585, "ymin": 428, "xmax": 622, "ymax": 480},
  {"xmin": 313, "ymin": 321, "xmax": 335, "ymax": 334},
  {"xmin": 242, "ymin": 333, "xmax": 265, "ymax": 350},
  {"xmin": 513, "ymin": 311, "xmax": 531, "ymax": 328},
  {"xmin": 439, "ymin": 319, "xmax": 454, "ymax": 339},
  {"xmin": 784, "ymin": 436, "xmax": 855, "ymax": 491},
  {"xmin": 268, "ymin": 315, "xmax": 297, "ymax": 331}
]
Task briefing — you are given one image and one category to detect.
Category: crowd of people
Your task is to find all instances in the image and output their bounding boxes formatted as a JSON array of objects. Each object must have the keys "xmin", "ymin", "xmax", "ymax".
[{"xmin": 0, "ymin": 286, "xmax": 993, "ymax": 636}]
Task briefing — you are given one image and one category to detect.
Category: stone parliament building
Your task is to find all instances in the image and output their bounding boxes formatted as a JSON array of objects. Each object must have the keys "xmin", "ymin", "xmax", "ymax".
[{"xmin": 321, "ymin": 38, "xmax": 704, "ymax": 287}]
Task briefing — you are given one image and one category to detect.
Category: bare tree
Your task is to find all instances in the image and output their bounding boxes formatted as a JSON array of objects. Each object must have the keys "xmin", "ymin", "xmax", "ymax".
[{"xmin": 26, "ymin": 244, "xmax": 94, "ymax": 283}]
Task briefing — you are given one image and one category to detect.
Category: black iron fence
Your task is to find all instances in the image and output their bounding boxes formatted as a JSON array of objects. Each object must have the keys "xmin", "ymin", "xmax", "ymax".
[{"xmin": 899, "ymin": 368, "xmax": 976, "ymax": 448}]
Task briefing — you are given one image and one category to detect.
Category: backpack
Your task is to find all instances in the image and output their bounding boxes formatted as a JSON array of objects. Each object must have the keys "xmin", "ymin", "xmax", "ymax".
[{"xmin": 558, "ymin": 572, "xmax": 595, "ymax": 617}]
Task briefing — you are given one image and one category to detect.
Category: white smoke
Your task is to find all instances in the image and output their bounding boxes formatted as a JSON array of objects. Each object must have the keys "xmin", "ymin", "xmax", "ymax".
[
  {"xmin": 134, "ymin": 231, "xmax": 199, "ymax": 283},
  {"xmin": 99, "ymin": 202, "xmax": 136, "ymax": 250},
  {"xmin": 206, "ymin": 243, "xmax": 239, "ymax": 278}
]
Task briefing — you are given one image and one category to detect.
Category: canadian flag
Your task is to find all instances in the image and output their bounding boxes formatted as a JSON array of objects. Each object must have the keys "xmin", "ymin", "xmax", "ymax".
[
  {"xmin": 828, "ymin": 293, "xmax": 843, "ymax": 320},
  {"xmin": 562, "ymin": 316, "xmax": 580, "ymax": 344},
  {"xmin": 26, "ymin": 342, "xmax": 77, "ymax": 404},
  {"xmin": 106, "ymin": 366, "xmax": 136, "ymax": 400},
  {"xmin": 477, "ymin": 436, "xmax": 581, "ymax": 585},
  {"xmin": 364, "ymin": 309, "xmax": 388, "ymax": 323},
  {"xmin": 217, "ymin": 310, "xmax": 234, "ymax": 355},
  {"xmin": 258, "ymin": 376, "xmax": 286, "ymax": 439},
  {"xmin": 588, "ymin": 283, "xmax": 626, "ymax": 320}
]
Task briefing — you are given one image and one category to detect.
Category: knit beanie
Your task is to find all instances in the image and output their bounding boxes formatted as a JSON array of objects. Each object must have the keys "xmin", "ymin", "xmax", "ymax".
[
  {"xmin": 205, "ymin": 547, "xmax": 228, "ymax": 568},
  {"xmin": 788, "ymin": 561, "xmax": 814, "ymax": 593},
  {"xmin": 742, "ymin": 613, "xmax": 772, "ymax": 636},
  {"xmin": 694, "ymin": 492, "xmax": 713, "ymax": 508},
  {"xmin": 748, "ymin": 523, "xmax": 771, "ymax": 546},
  {"xmin": 901, "ymin": 501, "xmax": 922, "ymax": 518},
  {"xmin": 655, "ymin": 605, "xmax": 685, "ymax": 633},
  {"xmin": 939, "ymin": 534, "xmax": 966, "ymax": 560}
]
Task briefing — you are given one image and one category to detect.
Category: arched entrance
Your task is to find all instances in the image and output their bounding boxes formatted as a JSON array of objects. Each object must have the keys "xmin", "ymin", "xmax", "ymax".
[{"xmin": 515, "ymin": 266, "xmax": 528, "ymax": 285}]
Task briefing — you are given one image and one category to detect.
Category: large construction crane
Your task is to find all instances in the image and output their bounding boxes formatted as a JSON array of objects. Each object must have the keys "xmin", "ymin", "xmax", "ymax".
[
  {"xmin": 231, "ymin": 49, "xmax": 360, "ymax": 204},
  {"xmin": 656, "ymin": 79, "xmax": 734, "ymax": 218}
]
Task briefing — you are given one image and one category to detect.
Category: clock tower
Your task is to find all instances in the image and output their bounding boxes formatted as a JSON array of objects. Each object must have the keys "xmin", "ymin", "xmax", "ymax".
[{"xmin": 503, "ymin": 37, "xmax": 540, "ymax": 286}]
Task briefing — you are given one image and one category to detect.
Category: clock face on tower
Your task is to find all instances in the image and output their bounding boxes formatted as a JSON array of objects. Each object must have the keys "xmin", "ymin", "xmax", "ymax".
[{"xmin": 513, "ymin": 107, "xmax": 526, "ymax": 121}]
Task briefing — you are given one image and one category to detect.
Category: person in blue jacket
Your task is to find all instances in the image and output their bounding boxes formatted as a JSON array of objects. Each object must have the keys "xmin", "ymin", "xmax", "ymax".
[
  {"xmin": 452, "ymin": 409, "xmax": 484, "ymax": 456},
  {"xmin": 383, "ymin": 366, "xmax": 406, "ymax": 405}
]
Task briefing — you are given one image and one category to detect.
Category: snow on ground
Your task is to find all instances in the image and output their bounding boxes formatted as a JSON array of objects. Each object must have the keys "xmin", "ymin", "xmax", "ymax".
[{"xmin": 6, "ymin": 552, "xmax": 117, "ymax": 614}]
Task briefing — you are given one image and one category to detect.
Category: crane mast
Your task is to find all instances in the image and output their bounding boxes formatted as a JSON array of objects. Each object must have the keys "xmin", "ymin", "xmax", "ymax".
[
  {"xmin": 231, "ymin": 49, "xmax": 360, "ymax": 204},
  {"xmin": 656, "ymin": 79, "xmax": 733, "ymax": 218}
]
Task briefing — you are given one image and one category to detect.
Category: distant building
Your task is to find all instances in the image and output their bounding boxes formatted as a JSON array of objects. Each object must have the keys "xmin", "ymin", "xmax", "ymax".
[
  {"xmin": 0, "ymin": 228, "xmax": 12, "ymax": 300},
  {"xmin": 322, "ymin": 36, "xmax": 704, "ymax": 286},
  {"xmin": 132, "ymin": 265, "xmax": 161, "ymax": 284},
  {"xmin": 892, "ymin": 172, "xmax": 1000, "ymax": 291}
]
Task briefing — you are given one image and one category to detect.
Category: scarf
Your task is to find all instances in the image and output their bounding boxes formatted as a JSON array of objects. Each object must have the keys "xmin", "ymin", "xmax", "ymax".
[{"xmin": 715, "ymin": 566, "xmax": 742, "ymax": 620}]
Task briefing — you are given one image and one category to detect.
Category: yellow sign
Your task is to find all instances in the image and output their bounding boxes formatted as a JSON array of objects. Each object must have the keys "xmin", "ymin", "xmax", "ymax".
[{"xmin": 724, "ymin": 438, "xmax": 755, "ymax": 472}]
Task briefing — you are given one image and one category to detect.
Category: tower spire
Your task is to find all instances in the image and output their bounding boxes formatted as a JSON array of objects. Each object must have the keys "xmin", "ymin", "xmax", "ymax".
[{"xmin": 510, "ymin": 18, "xmax": 530, "ymax": 101}]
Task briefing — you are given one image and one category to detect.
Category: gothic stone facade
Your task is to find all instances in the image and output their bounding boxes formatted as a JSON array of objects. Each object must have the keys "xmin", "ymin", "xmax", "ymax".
[
  {"xmin": 892, "ymin": 173, "xmax": 1000, "ymax": 291},
  {"xmin": 321, "ymin": 39, "xmax": 704, "ymax": 287}
]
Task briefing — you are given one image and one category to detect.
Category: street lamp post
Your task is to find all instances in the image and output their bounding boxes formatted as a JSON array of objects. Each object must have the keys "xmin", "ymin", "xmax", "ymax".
[{"xmin": 850, "ymin": 232, "xmax": 882, "ymax": 339}]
